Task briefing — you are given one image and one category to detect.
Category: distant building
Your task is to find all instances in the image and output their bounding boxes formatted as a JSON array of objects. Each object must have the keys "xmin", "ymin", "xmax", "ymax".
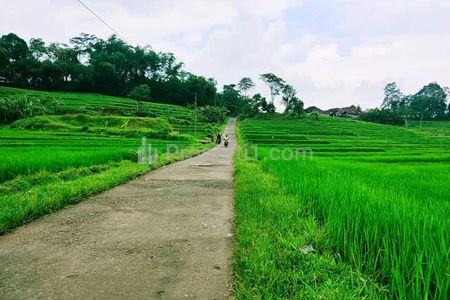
[
  {"xmin": 324, "ymin": 105, "xmax": 362, "ymax": 119},
  {"xmin": 304, "ymin": 106, "xmax": 324, "ymax": 114}
]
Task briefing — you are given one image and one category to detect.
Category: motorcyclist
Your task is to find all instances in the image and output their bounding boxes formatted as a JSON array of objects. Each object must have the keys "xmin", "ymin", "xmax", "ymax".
[{"xmin": 223, "ymin": 134, "xmax": 229, "ymax": 147}]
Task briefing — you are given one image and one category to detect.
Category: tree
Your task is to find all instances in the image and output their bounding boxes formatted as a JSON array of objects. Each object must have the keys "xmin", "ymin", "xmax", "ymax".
[
  {"xmin": 0, "ymin": 33, "xmax": 29, "ymax": 61},
  {"xmin": 360, "ymin": 108, "xmax": 405, "ymax": 126},
  {"xmin": 128, "ymin": 84, "xmax": 151, "ymax": 101},
  {"xmin": 219, "ymin": 84, "xmax": 244, "ymax": 116},
  {"xmin": 237, "ymin": 77, "xmax": 255, "ymax": 97},
  {"xmin": 289, "ymin": 98, "xmax": 304, "ymax": 116},
  {"xmin": 185, "ymin": 74, "xmax": 217, "ymax": 106},
  {"xmin": 250, "ymin": 93, "xmax": 267, "ymax": 113},
  {"xmin": 259, "ymin": 73, "xmax": 285, "ymax": 104},
  {"xmin": 93, "ymin": 62, "xmax": 120, "ymax": 95},
  {"xmin": 447, "ymin": 99, "xmax": 450, "ymax": 119},
  {"xmin": 264, "ymin": 102, "xmax": 276, "ymax": 114},
  {"xmin": 281, "ymin": 84, "xmax": 295, "ymax": 112},
  {"xmin": 240, "ymin": 93, "xmax": 269, "ymax": 117},
  {"xmin": 382, "ymin": 82, "xmax": 403, "ymax": 111},
  {"xmin": 0, "ymin": 33, "xmax": 34, "ymax": 86},
  {"xmin": 29, "ymin": 38, "xmax": 47, "ymax": 60},
  {"xmin": 445, "ymin": 86, "xmax": 450, "ymax": 115},
  {"xmin": 70, "ymin": 33, "xmax": 98, "ymax": 54},
  {"xmin": 198, "ymin": 105, "xmax": 228, "ymax": 123},
  {"xmin": 410, "ymin": 82, "xmax": 448, "ymax": 124},
  {"xmin": 0, "ymin": 32, "xmax": 224, "ymax": 108},
  {"xmin": 281, "ymin": 84, "xmax": 304, "ymax": 117},
  {"xmin": 128, "ymin": 84, "xmax": 151, "ymax": 116}
]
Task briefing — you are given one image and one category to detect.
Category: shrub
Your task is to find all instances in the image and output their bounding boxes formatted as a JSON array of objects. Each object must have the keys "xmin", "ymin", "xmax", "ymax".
[
  {"xmin": 0, "ymin": 95, "xmax": 61, "ymax": 124},
  {"xmin": 360, "ymin": 108, "xmax": 405, "ymax": 125},
  {"xmin": 198, "ymin": 105, "xmax": 227, "ymax": 123},
  {"xmin": 128, "ymin": 84, "xmax": 151, "ymax": 102}
]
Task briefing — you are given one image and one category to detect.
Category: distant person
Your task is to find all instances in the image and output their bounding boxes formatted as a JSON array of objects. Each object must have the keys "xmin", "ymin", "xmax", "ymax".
[
  {"xmin": 216, "ymin": 133, "xmax": 222, "ymax": 144},
  {"xmin": 208, "ymin": 130, "xmax": 214, "ymax": 143}
]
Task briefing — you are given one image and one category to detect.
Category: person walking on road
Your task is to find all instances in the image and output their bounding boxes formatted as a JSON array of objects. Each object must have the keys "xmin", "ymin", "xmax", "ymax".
[
  {"xmin": 208, "ymin": 130, "xmax": 214, "ymax": 143},
  {"xmin": 216, "ymin": 133, "xmax": 222, "ymax": 145}
]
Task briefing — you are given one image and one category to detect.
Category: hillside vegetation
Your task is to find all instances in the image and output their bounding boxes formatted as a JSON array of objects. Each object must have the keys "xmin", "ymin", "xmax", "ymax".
[
  {"xmin": 0, "ymin": 87, "xmax": 223, "ymax": 234},
  {"xmin": 0, "ymin": 86, "xmax": 218, "ymax": 137},
  {"xmin": 0, "ymin": 33, "xmax": 217, "ymax": 107},
  {"xmin": 234, "ymin": 116, "xmax": 450, "ymax": 299}
]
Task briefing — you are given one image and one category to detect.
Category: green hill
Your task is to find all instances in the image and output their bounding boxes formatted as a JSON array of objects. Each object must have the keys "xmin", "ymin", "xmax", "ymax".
[{"xmin": 0, "ymin": 86, "xmax": 217, "ymax": 137}]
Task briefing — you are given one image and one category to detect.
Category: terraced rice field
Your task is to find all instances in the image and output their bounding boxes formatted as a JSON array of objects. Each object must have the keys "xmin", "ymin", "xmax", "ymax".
[
  {"xmin": 0, "ymin": 86, "xmax": 215, "ymax": 137},
  {"xmin": 234, "ymin": 116, "xmax": 450, "ymax": 299},
  {"xmin": 0, "ymin": 87, "xmax": 220, "ymax": 234},
  {"xmin": 0, "ymin": 129, "xmax": 199, "ymax": 182},
  {"xmin": 0, "ymin": 128, "xmax": 209, "ymax": 234}
]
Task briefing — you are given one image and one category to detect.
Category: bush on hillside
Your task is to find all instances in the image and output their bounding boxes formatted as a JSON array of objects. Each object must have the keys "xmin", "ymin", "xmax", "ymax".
[
  {"xmin": 0, "ymin": 95, "xmax": 62, "ymax": 124},
  {"xmin": 198, "ymin": 105, "xmax": 228, "ymax": 123},
  {"xmin": 360, "ymin": 108, "xmax": 405, "ymax": 126},
  {"xmin": 10, "ymin": 114, "xmax": 175, "ymax": 138},
  {"xmin": 128, "ymin": 84, "xmax": 151, "ymax": 102}
]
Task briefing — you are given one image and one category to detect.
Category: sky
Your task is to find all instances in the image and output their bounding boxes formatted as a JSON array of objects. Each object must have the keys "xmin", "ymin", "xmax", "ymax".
[{"xmin": 1, "ymin": 0, "xmax": 450, "ymax": 110}]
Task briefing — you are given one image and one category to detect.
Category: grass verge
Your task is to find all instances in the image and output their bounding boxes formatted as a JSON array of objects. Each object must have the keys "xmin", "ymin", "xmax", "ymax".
[{"xmin": 0, "ymin": 145, "xmax": 211, "ymax": 234}]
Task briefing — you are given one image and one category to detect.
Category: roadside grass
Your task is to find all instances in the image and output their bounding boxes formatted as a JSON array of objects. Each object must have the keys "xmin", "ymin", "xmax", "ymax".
[
  {"xmin": 234, "ymin": 116, "xmax": 450, "ymax": 299},
  {"xmin": 0, "ymin": 144, "xmax": 211, "ymax": 234}
]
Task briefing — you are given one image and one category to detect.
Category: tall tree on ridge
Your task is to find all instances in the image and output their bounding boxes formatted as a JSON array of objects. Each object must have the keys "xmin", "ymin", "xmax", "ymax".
[
  {"xmin": 282, "ymin": 84, "xmax": 304, "ymax": 116},
  {"xmin": 237, "ymin": 77, "xmax": 255, "ymax": 98},
  {"xmin": 410, "ymin": 82, "xmax": 448, "ymax": 125},
  {"xmin": 259, "ymin": 73, "xmax": 285, "ymax": 104},
  {"xmin": 382, "ymin": 82, "xmax": 403, "ymax": 111}
]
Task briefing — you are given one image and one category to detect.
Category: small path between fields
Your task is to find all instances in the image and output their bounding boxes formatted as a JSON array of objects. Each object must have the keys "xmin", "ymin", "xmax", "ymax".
[{"xmin": 0, "ymin": 119, "xmax": 236, "ymax": 300}]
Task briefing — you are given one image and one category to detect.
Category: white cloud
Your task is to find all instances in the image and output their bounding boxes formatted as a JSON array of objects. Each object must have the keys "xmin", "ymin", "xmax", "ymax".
[
  {"xmin": 283, "ymin": 34, "xmax": 450, "ymax": 109},
  {"xmin": 1, "ymin": 0, "xmax": 449, "ymax": 110}
]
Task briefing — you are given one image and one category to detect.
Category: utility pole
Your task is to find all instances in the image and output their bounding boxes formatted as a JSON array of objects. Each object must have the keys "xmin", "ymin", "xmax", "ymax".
[{"xmin": 194, "ymin": 92, "xmax": 197, "ymax": 137}]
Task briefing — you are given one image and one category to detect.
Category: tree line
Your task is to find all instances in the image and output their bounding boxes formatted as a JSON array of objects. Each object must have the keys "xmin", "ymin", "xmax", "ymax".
[
  {"xmin": 218, "ymin": 73, "xmax": 304, "ymax": 118},
  {"xmin": 0, "ymin": 32, "xmax": 304, "ymax": 119},
  {"xmin": 361, "ymin": 82, "xmax": 450, "ymax": 125},
  {"xmin": 0, "ymin": 32, "xmax": 217, "ymax": 106}
]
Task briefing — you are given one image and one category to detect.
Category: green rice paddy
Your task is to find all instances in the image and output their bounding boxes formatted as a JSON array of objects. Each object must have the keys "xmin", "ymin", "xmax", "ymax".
[
  {"xmin": 0, "ymin": 87, "xmax": 217, "ymax": 234},
  {"xmin": 234, "ymin": 115, "xmax": 450, "ymax": 299}
]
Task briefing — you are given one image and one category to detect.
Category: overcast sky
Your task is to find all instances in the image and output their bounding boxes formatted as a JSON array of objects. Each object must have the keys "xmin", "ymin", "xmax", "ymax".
[{"xmin": 1, "ymin": 0, "xmax": 450, "ymax": 109}]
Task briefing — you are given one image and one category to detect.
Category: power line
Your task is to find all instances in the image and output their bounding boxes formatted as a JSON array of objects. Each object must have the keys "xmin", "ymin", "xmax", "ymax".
[{"xmin": 74, "ymin": 0, "xmax": 128, "ymax": 42}]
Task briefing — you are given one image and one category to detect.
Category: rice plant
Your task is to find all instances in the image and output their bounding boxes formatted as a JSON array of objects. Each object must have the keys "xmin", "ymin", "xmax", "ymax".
[{"xmin": 235, "ymin": 115, "xmax": 450, "ymax": 298}]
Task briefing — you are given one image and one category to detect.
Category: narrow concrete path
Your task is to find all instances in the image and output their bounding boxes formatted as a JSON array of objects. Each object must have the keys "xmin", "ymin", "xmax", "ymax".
[{"xmin": 0, "ymin": 119, "xmax": 236, "ymax": 299}]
